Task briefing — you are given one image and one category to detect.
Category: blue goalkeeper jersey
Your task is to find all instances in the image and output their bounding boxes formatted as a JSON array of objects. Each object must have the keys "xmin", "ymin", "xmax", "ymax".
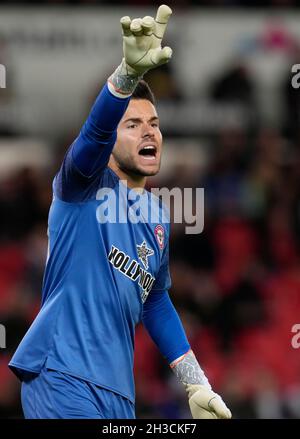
[{"xmin": 9, "ymin": 83, "xmax": 171, "ymax": 403}]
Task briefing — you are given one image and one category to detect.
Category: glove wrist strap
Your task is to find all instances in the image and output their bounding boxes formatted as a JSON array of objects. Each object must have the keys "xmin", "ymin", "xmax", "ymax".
[
  {"xmin": 170, "ymin": 349, "xmax": 212, "ymax": 390},
  {"xmin": 108, "ymin": 59, "xmax": 143, "ymax": 97}
]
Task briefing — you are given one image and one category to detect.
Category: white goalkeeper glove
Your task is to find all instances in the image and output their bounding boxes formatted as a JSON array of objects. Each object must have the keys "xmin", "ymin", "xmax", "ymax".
[
  {"xmin": 121, "ymin": 4, "xmax": 173, "ymax": 76},
  {"xmin": 109, "ymin": 4, "xmax": 173, "ymax": 96},
  {"xmin": 185, "ymin": 384, "xmax": 232, "ymax": 419},
  {"xmin": 170, "ymin": 350, "xmax": 232, "ymax": 420}
]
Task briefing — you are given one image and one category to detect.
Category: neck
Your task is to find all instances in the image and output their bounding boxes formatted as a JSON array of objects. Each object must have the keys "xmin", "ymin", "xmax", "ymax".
[{"xmin": 108, "ymin": 162, "xmax": 147, "ymax": 191}]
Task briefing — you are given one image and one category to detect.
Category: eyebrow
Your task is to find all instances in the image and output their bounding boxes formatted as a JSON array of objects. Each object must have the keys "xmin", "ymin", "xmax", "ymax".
[{"xmin": 123, "ymin": 116, "xmax": 159, "ymax": 124}]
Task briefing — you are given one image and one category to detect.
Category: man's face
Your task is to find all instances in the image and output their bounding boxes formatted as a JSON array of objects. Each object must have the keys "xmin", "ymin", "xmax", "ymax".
[{"xmin": 112, "ymin": 98, "xmax": 162, "ymax": 177}]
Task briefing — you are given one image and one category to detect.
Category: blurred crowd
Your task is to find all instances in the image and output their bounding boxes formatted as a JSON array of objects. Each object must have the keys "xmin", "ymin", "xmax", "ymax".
[
  {"xmin": 134, "ymin": 56, "xmax": 300, "ymax": 419},
  {"xmin": 1, "ymin": 113, "xmax": 300, "ymax": 420},
  {"xmin": 1, "ymin": 0, "xmax": 300, "ymax": 7},
  {"xmin": 1, "ymin": 7, "xmax": 300, "ymax": 419}
]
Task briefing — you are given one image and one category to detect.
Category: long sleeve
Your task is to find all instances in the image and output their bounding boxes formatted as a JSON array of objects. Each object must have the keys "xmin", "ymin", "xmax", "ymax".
[
  {"xmin": 71, "ymin": 83, "xmax": 131, "ymax": 177},
  {"xmin": 54, "ymin": 82, "xmax": 131, "ymax": 202},
  {"xmin": 142, "ymin": 289, "xmax": 190, "ymax": 364}
]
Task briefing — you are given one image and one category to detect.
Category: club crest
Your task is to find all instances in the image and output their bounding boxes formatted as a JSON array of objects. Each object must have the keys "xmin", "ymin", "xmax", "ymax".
[{"xmin": 154, "ymin": 225, "xmax": 164, "ymax": 250}]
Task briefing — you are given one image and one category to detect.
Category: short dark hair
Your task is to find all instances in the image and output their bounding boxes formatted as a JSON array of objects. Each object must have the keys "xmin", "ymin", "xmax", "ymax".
[{"xmin": 132, "ymin": 79, "xmax": 155, "ymax": 105}]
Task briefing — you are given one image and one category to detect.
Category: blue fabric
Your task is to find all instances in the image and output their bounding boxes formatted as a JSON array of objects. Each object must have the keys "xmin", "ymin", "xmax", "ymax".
[
  {"xmin": 71, "ymin": 83, "xmax": 131, "ymax": 178},
  {"xmin": 9, "ymin": 80, "xmax": 188, "ymax": 407},
  {"xmin": 21, "ymin": 366, "xmax": 135, "ymax": 419},
  {"xmin": 9, "ymin": 167, "xmax": 171, "ymax": 403},
  {"xmin": 142, "ymin": 290, "xmax": 190, "ymax": 364}
]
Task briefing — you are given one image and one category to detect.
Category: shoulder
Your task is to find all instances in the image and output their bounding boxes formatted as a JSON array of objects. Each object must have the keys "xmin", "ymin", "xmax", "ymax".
[{"xmin": 99, "ymin": 167, "xmax": 120, "ymax": 189}]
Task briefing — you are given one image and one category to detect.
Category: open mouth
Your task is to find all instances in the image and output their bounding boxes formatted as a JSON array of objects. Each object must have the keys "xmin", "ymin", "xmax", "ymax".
[{"xmin": 138, "ymin": 145, "xmax": 157, "ymax": 159}]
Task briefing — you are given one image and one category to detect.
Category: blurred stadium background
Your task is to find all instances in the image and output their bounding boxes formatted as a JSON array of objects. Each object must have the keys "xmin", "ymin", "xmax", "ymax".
[{"xmin": 1, "ymin": 0, "xmax": 300, "ymax": 419}]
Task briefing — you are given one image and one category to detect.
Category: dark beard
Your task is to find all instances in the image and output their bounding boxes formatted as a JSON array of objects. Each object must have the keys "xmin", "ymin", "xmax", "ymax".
[{"xmin": 116, "ymin": 156, "xmax": 160, "ymax": 178}]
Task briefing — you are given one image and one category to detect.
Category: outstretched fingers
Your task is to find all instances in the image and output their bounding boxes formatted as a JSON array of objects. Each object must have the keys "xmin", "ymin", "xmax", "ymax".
[
  {"xmin": 155, "ymin": 4, "xmax": 172, "ymax": 40},
  {"xmin": 122, "ymin": 5, "xmax": 172, "ymax": 41},
  {"xmin": 120, "ymin": 16, "xmax": 132, "ymax": 37}
]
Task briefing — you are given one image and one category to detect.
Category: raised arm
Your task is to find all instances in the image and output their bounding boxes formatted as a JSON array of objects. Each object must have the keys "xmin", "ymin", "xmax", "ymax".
[{"xmin": 54, "ymin": 5, "xmax": 173, "ymax": 202}]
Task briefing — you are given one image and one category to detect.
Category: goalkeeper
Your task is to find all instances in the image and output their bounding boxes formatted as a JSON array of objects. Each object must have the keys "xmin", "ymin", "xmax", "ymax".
[{"xmin": 9, "ymin": 5, "xmax": 231, "ymax": 420}]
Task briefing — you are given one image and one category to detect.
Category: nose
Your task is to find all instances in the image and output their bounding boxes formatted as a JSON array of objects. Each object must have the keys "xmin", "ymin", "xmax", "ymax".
[{"xmin": 141, "ymin": 122, "xmax": 155, "ymax": 138}]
